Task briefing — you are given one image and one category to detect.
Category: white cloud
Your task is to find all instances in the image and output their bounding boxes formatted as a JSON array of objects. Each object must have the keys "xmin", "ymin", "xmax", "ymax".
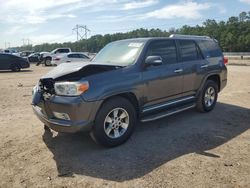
[
  {"xmin": 0, "ymin": 0, "xmax": 80, "ymax": 24},
  {"xmin": 239, "ymin": 0, "xmax": 250, "ymax": 4},
  {"xmin": 144, "ymin": 1, "xmax": 211, "ymax": 20},
  {"xmin": 122, "ymin": 0, "xmax": 158, "ymax": 10}
]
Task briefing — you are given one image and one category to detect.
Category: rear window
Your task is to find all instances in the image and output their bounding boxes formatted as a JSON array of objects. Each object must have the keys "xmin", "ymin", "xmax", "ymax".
[
  {"xmin": 197, "ymin": 40, "xmax": 222, "ymax": 58},
  {"xmin": 179, "ymin": 40, "xmax": 202, "ymax": 61}
]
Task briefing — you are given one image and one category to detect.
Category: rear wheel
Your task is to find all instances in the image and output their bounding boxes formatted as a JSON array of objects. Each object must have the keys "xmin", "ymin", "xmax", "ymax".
[
  {"xmin": 11, "ymin": 64, "xmax": 21, "ymax": 72},
  {"xmin": 90, "ymin": 97, "xmax": 136, "ymax": 147},
  {"xmin": 196, "ymin": 80, "xmax": 218, "ymax": 112}
]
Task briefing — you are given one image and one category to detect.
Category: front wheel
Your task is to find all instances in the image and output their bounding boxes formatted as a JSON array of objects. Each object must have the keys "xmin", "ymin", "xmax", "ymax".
[
  {"xmin": 90, "ymin": 97, "xmax": 136, "ymax": 147},
  {"xmin": 44, "ymin": 58, "xmax": 51, "ymax": 66},
  {"xmin": 196, "ymin": 80, "xmax": 218, "ymax": 112},
  {"xmin": 11, "ymin": 64, "xmax": 21, "ymax": 72}
]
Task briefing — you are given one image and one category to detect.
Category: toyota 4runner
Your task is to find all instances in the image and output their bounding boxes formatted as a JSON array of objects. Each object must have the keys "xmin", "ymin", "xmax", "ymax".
[{"xmin": 32, "ymin": 34, "xmax": 227, "ymax": 147}]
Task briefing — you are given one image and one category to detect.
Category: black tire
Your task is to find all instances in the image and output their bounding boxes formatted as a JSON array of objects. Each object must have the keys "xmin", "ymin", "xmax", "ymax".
[
  {"xmin": 44, "ymin": 58, "xmax": 51, "ymax": 66},
  {"xmin": 90, "ymin": 97, "xmax": 137, "ymax": 147},
  {"xmin": 196, "ymin": 80, "xmax": 218, "ymax": 112},
  {"xmin": 11, "ymin": 64, "xmax": 21, "ymax": 72}
]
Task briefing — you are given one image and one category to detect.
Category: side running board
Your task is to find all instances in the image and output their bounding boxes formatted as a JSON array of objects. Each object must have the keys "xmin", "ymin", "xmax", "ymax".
[{"xmin": 140, "ymin": 103, "xmax": 196, "ymax": 122}]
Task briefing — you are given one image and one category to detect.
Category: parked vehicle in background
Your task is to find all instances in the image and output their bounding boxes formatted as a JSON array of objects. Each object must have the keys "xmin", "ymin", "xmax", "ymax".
[
  {"xmin": 3, "ymin": 49, "xmax": 19, "ymax": 56},
  {"xmin": 4, "ymin": 49, "xmax": 10, "ymax": 53},
  {"xmin": 0, "ymin": 53, "xmax": 30, "ymax": 72},
  {"xmin": 42, "ymin": 48, "xmax": 71, "ymax": 66},
  {"xmin": 20, "ymin": 51, "xmax": 34, "ymax": 58},
  {"xmin": 32, "ymin": 35, "xmax": 227, "ymax": 147},
  {"xmin": 28, "ymin": 52, "xmax": 41, "ymax": 63},
  {"xmin": 51, "ymin": 52, "xmax": 90, "ymax": 66}
]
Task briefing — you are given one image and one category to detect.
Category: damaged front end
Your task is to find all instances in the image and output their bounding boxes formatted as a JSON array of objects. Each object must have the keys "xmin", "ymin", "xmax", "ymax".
[
  {"xmin": 32, "ymin": 63, "xmax": 121, "ymax": 104},
  {"xmin": 31, "ymin": 62, "xmax": 116, "ymax": 133}
]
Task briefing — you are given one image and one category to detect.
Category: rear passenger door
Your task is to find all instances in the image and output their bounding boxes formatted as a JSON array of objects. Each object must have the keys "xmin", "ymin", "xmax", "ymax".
[
  {"xmin": 177, "ymin": 40, "xmax": 205, "ymax": 96},
  {"xmin": 66, "ymin": 54, "xmax": 79, "ymax": 62},
  {"xmin": 143, "ymin": 40, "xmax": 183, "ymax": 105}
]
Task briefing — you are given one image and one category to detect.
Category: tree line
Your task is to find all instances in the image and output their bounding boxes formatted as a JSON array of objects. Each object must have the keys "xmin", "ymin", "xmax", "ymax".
[{"xmin": 15, "ymin": 11, "xmax": 250, "ymax": 53}]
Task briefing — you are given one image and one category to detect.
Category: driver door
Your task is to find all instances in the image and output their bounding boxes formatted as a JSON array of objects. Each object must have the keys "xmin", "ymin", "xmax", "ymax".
[{"xmin": 142, "ymin": 40, "xmax": 183, "ymax": 106}]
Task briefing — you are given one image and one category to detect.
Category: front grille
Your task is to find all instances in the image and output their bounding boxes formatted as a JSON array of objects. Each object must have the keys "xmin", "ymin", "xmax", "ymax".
[{"xmin": 39, "ymin": 78, "xmax": 55, "ymax": 95}]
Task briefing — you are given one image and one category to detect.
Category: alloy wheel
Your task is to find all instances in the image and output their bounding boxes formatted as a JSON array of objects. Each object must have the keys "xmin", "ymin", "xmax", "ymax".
[{"xmin": 103, "ymin": 108, "xmax": 129, "ymax": 139}]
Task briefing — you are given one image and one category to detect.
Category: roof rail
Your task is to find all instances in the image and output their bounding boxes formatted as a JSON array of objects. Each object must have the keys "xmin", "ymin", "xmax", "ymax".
[{"xmin": 169, "ymin": 34, "xmax": 211, "ymax": 40}]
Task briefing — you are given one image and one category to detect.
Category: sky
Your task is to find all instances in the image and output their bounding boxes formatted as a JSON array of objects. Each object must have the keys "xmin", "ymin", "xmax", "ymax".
[{"xmin": 0, "ymin": 0, "xmax": 249, "ymax": 48}]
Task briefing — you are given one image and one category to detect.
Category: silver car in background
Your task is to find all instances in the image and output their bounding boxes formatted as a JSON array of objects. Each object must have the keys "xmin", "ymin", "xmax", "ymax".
[{"xmin": 51, "ymin": 52, "xmax": 90, "ymax": 66}]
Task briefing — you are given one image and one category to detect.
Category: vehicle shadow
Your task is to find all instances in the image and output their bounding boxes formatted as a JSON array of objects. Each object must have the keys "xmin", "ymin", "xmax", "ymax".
[
  {"xmin": 42, "ymin": 102, "xmax": 250, "ymax": 181},
  {"xmin": 0, "ymin": 70, "xmax": 32, "ymax": 73}
]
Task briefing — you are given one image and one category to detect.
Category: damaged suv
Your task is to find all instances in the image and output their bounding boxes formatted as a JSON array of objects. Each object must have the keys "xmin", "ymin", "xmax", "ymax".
[{"xmin": 32, "ymin": 35, "xmax": 227, "ymax": 147}]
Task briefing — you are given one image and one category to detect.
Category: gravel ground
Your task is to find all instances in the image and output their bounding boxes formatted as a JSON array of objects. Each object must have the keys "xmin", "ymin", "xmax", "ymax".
[{"xmin": 0, "ymin": 64, "xmax": 249, "ymax": 188}]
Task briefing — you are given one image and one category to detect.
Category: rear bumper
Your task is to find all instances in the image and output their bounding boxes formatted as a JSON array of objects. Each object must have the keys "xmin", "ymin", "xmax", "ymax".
[{"xmin": 220, "ymin": 78, "xmax": 227, "ymax": 91}]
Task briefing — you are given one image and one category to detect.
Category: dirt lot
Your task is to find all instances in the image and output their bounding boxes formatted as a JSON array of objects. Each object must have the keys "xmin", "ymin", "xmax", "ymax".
[{"xmin": 0, "ymin": 63, "xmax": 249, "ymax": 188}]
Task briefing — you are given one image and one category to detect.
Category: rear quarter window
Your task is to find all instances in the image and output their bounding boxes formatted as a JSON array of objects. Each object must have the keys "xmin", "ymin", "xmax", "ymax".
[
  {"xmin": 197, "ymin": 40, "xmax": 222, "ymax": 58},
  {"xmin": 179, "ymin": 40, "xmax": 202, "ymax": 61}
]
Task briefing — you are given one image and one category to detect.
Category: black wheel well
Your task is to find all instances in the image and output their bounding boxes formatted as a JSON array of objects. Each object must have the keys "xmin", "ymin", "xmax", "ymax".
[
  {"xmin": 102, "ymin": 92, "xmax": 140, "ymax": 117},
  {"xmin": 45, "ymin": 56, "xmax": 52, "ymax": 60},
  {"xmin": 207, "ymin": 74, "xmax": 220, "ymax": 91},
  {"xmin": 10, "ymin": 63, "xmax": 20, "ymax": 69}
]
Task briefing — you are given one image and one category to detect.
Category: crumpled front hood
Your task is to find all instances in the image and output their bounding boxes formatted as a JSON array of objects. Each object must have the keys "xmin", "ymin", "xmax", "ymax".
[{"xmin": 42, "ymin": 62, "xmax": 90, "ymax": 79}]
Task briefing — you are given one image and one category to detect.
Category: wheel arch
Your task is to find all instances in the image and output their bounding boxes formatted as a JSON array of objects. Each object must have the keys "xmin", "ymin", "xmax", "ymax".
[
  {"xmin": 10, "ymin": 63, "xmax": 21, "ymax": 70},
  {"xmin": 97, "ymin": 92, "xmax": 140, "ymax": 118},
  {"xmin": 198, "ymin": 73, "xmax": 221, "ymax": 95},
  {"xmin": 206, "ymin": 74, "xmax": 221, "ymax": 91}
]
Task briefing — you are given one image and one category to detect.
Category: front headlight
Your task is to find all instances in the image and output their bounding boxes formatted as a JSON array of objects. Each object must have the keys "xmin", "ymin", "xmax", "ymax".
[{"xmin": 54, "ymin": 81, "xmax": 89, "ymax": 96}]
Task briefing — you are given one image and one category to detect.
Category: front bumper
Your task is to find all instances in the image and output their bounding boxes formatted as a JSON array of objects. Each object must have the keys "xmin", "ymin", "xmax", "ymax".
[
  {"xmin": 32, "ymin": 90, "xmax": 102, "ymax": 133},
  {"xmin": 32, "ymin": 105, "xmax": 93, "ymax": 133}
]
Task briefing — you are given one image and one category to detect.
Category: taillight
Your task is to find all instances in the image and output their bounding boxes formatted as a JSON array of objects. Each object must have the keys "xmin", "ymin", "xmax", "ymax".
[{"xmin": 223, "ymin": 57, "xmax": 228, "ymax": 65}]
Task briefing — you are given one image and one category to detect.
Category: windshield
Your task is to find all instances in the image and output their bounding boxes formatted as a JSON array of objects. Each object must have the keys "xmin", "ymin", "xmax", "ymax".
[{"xmin": 92, "ymin": 40, "xmax": 145, "ymax": 66}]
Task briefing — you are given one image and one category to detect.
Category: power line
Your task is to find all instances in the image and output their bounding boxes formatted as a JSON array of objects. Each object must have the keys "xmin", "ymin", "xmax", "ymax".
[
  {"xmin": 72, "ymin": 24, "xmax": 91, "ymax": 41},
  {"xmin": 21, "ymin": 38, "xmax": 31, "ymax": 46}
]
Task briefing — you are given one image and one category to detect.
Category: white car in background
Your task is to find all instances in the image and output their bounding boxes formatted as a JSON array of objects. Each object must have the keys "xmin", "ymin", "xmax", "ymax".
[{"xmin": 51, "ymin": 52, "xmax": 90, "ymax": 66}]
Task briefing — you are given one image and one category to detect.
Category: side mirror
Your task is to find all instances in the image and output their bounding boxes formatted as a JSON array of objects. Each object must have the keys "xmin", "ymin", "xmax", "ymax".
[{"xmin": 145, "ymin": 56, "xmax": 163, "ymax": 67}]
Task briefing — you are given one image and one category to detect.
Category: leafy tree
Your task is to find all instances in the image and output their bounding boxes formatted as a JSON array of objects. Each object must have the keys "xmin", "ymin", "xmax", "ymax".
[{"xmin": 13, "ymin": 11, "xmax": 250, "ymax": 53}]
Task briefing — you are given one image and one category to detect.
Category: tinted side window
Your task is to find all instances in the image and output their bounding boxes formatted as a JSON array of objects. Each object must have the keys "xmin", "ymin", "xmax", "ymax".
[
  {"xmin": 58, "ymin": 49, "xmax": 70, "ymax": 53},
  {"xmin": 147, "ymin": 40, "xmax": 177, "ymax": 64},
  {"xmin": 197, "ymin": 40, "xmax": 222, "ymax": 58},
  {"xmin": 79, "ymin": 54, "xmax": 89, "ymax": 59},
  {"xmin": 68, "ymin": 54, "xmax": 80, "ymax": 58},
  {"xmin": 179, "ymin": 40, "xmax": 201, "ymax": 61}
]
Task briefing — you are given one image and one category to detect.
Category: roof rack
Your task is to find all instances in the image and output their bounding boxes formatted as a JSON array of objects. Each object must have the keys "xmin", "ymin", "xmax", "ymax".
[{"xmin": 169, "ymin": 34, "xmax": 211, "ymax": 40}]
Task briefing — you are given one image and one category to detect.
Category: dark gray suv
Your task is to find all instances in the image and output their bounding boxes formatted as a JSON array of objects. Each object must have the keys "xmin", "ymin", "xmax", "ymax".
[{"xmin": 32, "ymin": 34, "xmax": 227, "ymax": 147}]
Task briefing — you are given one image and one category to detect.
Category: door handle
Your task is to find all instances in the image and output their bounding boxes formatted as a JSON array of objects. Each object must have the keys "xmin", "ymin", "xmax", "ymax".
[
  {"xmin": 200, "ymin": 64, "xmax": 208, "ymax": 69},
  {"xmin": 174, "ymin": 69, "xmax": 183, "ymax": 73}
]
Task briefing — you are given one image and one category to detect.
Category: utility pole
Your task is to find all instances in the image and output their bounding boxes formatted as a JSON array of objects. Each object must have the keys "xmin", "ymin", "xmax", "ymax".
[
  {"xmin": 72, "ymin": 24, "xmax": 91, "ymax": 41},
  {"xmin": 22, "ymin": 38, "xmax": 26, "ymax": 46},
  {"xmin": 22, "ymin": 38, "xmax": 31, "ymax": 46},
  {"xmin": 5, "ymin": 42, "xmax": 10, "ymax": 49}
]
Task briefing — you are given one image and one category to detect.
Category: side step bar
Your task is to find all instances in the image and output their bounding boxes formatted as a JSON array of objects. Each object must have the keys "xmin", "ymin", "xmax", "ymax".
[{"xmin": 140, "ymin": 104, "xmax": 196, "ymax": 122}]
